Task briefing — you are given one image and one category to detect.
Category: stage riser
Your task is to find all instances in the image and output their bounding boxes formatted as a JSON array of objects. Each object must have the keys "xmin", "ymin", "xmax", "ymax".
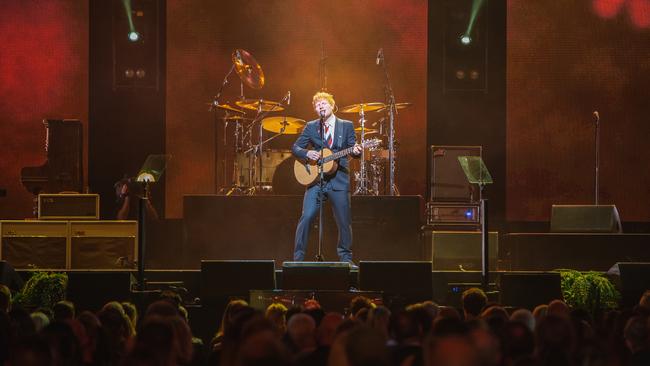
[
  {"xmin": 183, "ymin": 195, "xmax": 424, "ymax": 268},
  {"xmin": 503, "ymin": 233, "xmax": 650, "ymax": 271}
]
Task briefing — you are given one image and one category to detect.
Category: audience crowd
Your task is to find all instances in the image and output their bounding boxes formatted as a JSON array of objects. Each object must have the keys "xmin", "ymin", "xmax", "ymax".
[{"xmin": 0, "ymin": 283, "xmax": 649, "ymax": 366}]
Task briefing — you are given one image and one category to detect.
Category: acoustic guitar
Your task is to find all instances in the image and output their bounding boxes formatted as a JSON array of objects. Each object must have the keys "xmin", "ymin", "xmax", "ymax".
[{"xmin": 293, "ymin": 138, "xmax": 382, "ymax": 186}]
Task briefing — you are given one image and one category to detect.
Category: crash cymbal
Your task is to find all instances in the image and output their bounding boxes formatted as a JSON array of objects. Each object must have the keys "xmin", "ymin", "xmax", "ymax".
[
  {"xmin": 262, "ymin": 116, "xmax": 305, "ymax": 134},
  {"xmin": 339, "ymin": 103, "xmax": 386, "ymax": 113},
  {"xmin": 236, "ymin": 98, "xmax": 285, "ymax": 112},
  {"xmin": 354, "ymin": 127, "xmax": 378, "ymax": 134},
  {"xmin": 208, "ymin": 102, "xmax": 246, "ymax": 114},
  {"xmin": 232, "ymin": 49, "xmax": 265, "ymax": 90},
  {"xmin": 377, "ymin": 102, "xmax": 413, "ymax": 112}
]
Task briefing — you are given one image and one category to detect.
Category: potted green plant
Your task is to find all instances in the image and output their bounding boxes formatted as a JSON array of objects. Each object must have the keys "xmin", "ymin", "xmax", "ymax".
[
  {"xmin": 13, "ymin": 271, "xmax": 67, "ymax": 311},
  {"xmin": 557, "ymin": 269, "xmax": 619, "ymax": 315}
]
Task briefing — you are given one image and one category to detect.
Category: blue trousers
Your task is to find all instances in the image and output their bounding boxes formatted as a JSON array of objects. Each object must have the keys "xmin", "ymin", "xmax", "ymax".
[{"xmin": 293, "ymin": 182, "xmax": 353, "ymax": 262}]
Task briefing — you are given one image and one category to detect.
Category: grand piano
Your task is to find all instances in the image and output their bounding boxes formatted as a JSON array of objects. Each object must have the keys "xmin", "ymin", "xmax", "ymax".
[{"xmin": 21, "ymin": 119, "xmax": 83, "ymax": 195}]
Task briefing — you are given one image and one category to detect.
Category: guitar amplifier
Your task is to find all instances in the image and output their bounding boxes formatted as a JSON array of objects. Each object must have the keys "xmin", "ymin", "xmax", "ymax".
[
  {"xmin": 69, "ymin": 221, "xmax": 138, "ymax": 270},
  {"xmin": 38, "ymin": 194, "xmax": 100, "ymax": 220},
  {"xmin": 0, "ymin": 220, "xmax": 68, "ymax": 269}
]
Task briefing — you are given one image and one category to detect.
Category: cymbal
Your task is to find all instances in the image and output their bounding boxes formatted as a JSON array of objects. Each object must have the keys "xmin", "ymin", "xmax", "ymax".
[
  {"xmin": 232, "ymin": 49, "xmax": 265, "ymax": 89},
  {"xmin": 340, "ymin": 103, "xmax": 386, "ymax": 113},
  {"xmin": 377, "ymin": 102, "xmax": 413, "ymax": 112},
  {"xmin": 236, "ymin": 98, "xmax": 285, "ymax": 112},
  {"xmin": 209, "ymin": 102, "xmax": 245, "ymax": 114},
  {"xmin": 354, "ymin": 127, "xmax": 378, "ymax": 135},
  {"xmin": 222, "ymin": 115, "xmax": 252, "ymax": 121},
  {"xmin": 262, "ymin": 116, "xmax": 305, "ymax": 134}
]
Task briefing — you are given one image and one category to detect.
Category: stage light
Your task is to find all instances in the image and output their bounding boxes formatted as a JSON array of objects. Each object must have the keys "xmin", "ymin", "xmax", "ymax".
[
  {"xmin": 455, "ymin": 70, "xmax": 466, "ymax": 79},
  {"xmin": 128, "ymin": 31, "xmax": 140, "ymax": 42},
  {"xmin": 136, "ymin": 69, "xmax": 146, "ymax": 78},
  {"xmin": 124, "ymin": 69, "xmax": 135, "ymax": 78},
  {"xmin": 460, "ymin": 34, "xmax": 472, "ymax": 46}
]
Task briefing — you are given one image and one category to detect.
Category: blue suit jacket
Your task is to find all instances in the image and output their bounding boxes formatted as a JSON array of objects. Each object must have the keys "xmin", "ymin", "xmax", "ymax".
[{"xmin": 292, "ymin": 116, "xmax": 358, "ymax": 191}]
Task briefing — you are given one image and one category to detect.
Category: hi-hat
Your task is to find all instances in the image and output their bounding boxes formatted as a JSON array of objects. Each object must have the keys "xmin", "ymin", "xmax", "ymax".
[
  {"xmin": 236, "ymin": 98, "xmax": 285, "ymax": 112},
  {"xmin": 377, "ymin": 102, "xmax": 413, "ymax": 112},
  {"xmin": 262, "ymin": 116, "xmax": 305, "ymax": 134},
  {"xmin": 232, "ymin": 49, "xmax": 265, "ymax": 90},
  {"xmin": 340, "ymin": 103, "xmax": 386, "ymax": 113},
  {"xmin": 354, "ymin": 127, "xmax": 378, "ymax": 135},
  {"xmin": 209, "ymin": 102, "xmax": 245, "ymax": 114}
]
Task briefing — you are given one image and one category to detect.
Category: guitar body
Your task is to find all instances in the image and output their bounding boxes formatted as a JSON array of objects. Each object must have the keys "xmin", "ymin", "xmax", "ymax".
[{"xmin": 293, "ymin": 148, "xmax": 339, "ymax": 186}]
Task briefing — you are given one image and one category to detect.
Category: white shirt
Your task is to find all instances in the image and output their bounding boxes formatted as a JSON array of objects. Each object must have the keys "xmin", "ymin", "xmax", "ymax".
[{"xmin": 323, "ymin": 114, "xmax": 335, "ymax": 146}]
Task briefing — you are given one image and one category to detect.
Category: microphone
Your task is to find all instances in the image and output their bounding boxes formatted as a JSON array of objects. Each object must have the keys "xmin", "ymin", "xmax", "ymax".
[
  {"xmin": 319, "ymin": 109, "xmax": 326, "ymax": 119},
  {"xmin": 376, "ymin": 48, "xmax": 383, "ymax": 65},
  {"xmin": 593, "ymin": 111, "xmax": 599, "ymax": 123},
  {"xmin": 287, "ymin": 91, "xmax": 291, "ymax": 105}
]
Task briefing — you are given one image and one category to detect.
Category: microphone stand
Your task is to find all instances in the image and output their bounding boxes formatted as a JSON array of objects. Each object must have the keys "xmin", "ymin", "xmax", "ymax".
[
  {"xmin": 378, "ymin": 50, "xmax": 398, "ymax": 195},
  {"xmin": 316, "ymin": 111, "xmax": 326, "ymax": 261}
]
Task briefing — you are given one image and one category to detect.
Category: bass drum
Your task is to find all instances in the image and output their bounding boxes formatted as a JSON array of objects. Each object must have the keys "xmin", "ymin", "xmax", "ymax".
[{"xmin": 272, "ymin": 157, "xmax": 305, "ymax": 195}]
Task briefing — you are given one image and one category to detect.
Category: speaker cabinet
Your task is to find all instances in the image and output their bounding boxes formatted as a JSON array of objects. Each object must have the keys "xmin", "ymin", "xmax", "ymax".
[
  {"xmin": 0, "ymin": 221, "xmax": 68, "ymax": 269},
  {"xmin": 359, "ymin": 261, "xmax": 433, "ymax": 304},
  {"xmin": 38, "ymin": 194, "xmax": 100, "ymax": 220},
  {"xmin": 282, "ymin": 262, "xmax": 351, "ymax": 291},
  {"xmin": 499, "ymin": 272, "xmax": 562, "ymax": 310},
  {"xmin": 550, "ymin": 205, "xmax": 621, "ymax": 233},
  {"xmin": 69, "ymin": 221, "xmax": 138, "ymax": 269},
  {"xmin": 200, "ymin": 260, "xmax": 276, "ymax": 305},
  {"xmin": 427, "ymin": 231, "xmax": 498, "ymax": 271}
]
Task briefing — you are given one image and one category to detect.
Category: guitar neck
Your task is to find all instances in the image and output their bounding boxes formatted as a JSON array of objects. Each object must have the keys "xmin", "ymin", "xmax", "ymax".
[{"xmin": 324, "ymin": 145, "xmax": 356, "ymax": 163}]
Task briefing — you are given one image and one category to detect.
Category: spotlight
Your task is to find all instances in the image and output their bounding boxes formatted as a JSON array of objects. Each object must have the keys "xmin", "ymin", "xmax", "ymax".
[
  {"xmin": 124, "ymin": 69, "xmax": 135, "ymax": 78},
  {"xmin": 455, "ymin": 70, "xmax": 466, "ymax": 80},
  {"xmin": 459, "ymin": 34, "xmax": 472, "ymax": 46},
  {"xmin": 136, "ymin": 69, "xmax": 146, "ymax": 78},
  {"xmin": 128, "ymin": 31, "xmax": 140, "ymax": 42}
]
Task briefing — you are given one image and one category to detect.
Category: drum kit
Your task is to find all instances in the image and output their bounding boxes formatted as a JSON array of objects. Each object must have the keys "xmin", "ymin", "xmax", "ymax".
[{"xmin": 210, "ymin": 49, "xmax": 411, "ymax": 196}]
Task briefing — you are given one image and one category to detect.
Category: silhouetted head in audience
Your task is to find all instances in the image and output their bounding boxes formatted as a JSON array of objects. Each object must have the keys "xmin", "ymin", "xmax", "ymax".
[
  {"xmin": 53, "ymin": 300, "xmax": 75, "ymax": 322},
  {"xmin": 30, "ymin": 311, "xmax": 49, "ymax": 333},
  {"xmin": 501, "ymin": 320, "xmax": 535, "ymax": 365},
  {"xmin": 349, "ymin": 296, "xmax": 375, "ymax": 319},
  {"xmin": 435, "ymin": 306, "xmax": 461, "ymax": 323},
  {"xmin": 623, "ymin": 315, "xmax": 649, "ymax": 354},
  {"xmin": 639, "ymin": 290, "xmax": 650, "ymax": 311},
  {"xmin": 237, "ymin": 316, "xmax": 290, "ymax": 366},
  {"xmin": 122, "ymin": 302, "xmax": 138, "ymax": 328},
  {"xmin": 535, "ymin": 314, "xmax": 575, "ymax": 366},
  {"xmin": 468, "ymin": 321, "xmax": 502, "ymax": 366},
  {"xmin": 287, "ymin": 312, "xmax": 317, "ymax": 354},
  {"xmin": 9, "ymin": 306, "xmax": 36, "ymax": 339},
  {"xmin": 368, "ymin": 306, "xmax": 391, "ymax": 341},
  {"xmin": 328, "ymin": 325, "xmax": 388, "ymax": 366},
  {"xmin": 481, "ymin": 305, "xmax": 509, "ymax": 333},
  {"xmin": 423, "ymin": 333, "xmax": 480, "ymax": 366},
  {"xmin": 214, "ymin": 298, "xmax": 249, "ymax": 343},
  {"xmin": 510, "ymin": 308, "xmax": 535, "ymax": 332},
  {"xmin": 265, "ymin": 302, "xmax": 289, "ymax": 334},
  {"xmin": 41, "ymin": 321, "xmax": 82, "ymax": 366},
  {"xmin": 532, "ymin": 305, "xmax": 548, "ymax": 328},
  {"xmin": 128, "ymin": 315, "xmax": 177, "ymax": 365},
  {"xmin": 547, "ymin": 299, "xmax": 570, "ymax": 319},
  {"xmin": 318, "ymin": 312, "xmax": 344, "ymax": 347},
  {"xmin": 407, "ymin": 302, "xmax": 435, "ymax": 335},
  {"xmin": 462, "ymin": 288, "xmax": 488, "ymax": 321},
  {"xmin": 146, "ymin": 300, "xmax": 180, "ymax": 319}
]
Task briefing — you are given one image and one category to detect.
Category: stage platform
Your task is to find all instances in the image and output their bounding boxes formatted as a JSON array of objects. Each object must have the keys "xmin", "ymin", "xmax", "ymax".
[{"xmin": 182, "ymin": 195, "xmax": 425, "ymax": 268}]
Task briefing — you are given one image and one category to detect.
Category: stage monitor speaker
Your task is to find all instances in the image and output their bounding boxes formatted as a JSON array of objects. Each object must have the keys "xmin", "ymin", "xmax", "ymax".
[
  {"xmin": 200, "ymin": 260, "xmax": 276, "ymax": 305},
  {"xmin": 38, "ymin": 194, "xmax": 99, "ymax": 220},
  {"xmin": 69, "ymin": 221, "xmax": 138, "ymax": 270},
  {"xmin": 359, "ymin": 261, "xmax": 433, "ymax": 305},
  {"xmin": 0, "ymin": 221, "xmax": 68, "ymax": 269},
  {"xmin": 499, "ymin": 272, "xmax": 562, "ymax": 310},
  {"xmin": 282, "ymin": 262, "xmax": 350, "ymax": 291},
  {"xmin": 428, "ymin": 231, "xmax": 498, "ymax": 271},
  {"xmin": 550, "ymin": 205, "xmax": 621, "ymax": 233},
  {"xmin": 66, "ymin": 271, "xmax": 135, "ymax": 313},
  {"xmin": 430, "ymin": 145, "xmax": 482, "ymax": 202},
  {"xmin": 609, "ymin": 262, "xmax": 650, "ymax": 308}
]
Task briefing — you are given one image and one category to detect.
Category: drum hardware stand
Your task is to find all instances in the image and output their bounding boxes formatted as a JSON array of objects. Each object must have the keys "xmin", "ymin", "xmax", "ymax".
[
  {"xmin": 377, "ymin": 48, "xmax": 399, "ymax": 195},
  {"xmin": 354, "ymin": 106, "xmax": 373, "ymax": 195}
]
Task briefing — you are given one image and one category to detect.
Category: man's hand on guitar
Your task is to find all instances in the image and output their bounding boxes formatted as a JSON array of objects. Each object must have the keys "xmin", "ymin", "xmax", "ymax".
[
  {"xmin": 306, "ymin": 150, "xmax": 321, "ymax": 161},
  {"xmin": 352, "ymin": 144, "xmax": 362, "ymax": 155}
]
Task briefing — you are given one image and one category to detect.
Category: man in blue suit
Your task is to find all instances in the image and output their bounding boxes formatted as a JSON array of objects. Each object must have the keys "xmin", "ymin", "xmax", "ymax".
[{"xmin": 292, "ymin": 91, "xmax": 362, "ymax": 264}]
